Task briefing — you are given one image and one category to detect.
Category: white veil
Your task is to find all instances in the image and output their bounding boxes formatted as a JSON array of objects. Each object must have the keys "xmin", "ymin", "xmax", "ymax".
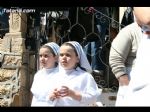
[
  {"xmin": 66, "ymin": 41, "xmax": 92, "ymax": 73},
  {"xmin": 45, "ymin": 42, "xmax": 59, "ymax": 56}
]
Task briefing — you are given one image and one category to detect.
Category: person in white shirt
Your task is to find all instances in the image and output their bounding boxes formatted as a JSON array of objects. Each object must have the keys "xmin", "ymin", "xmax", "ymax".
[
  {"xmin": 47, "ymin": 41, "xmax": 101, "ymax": 106},
  {"xmin": 30, "ymin": 42, "xmax": 59, "ymax": 106},
  {"xmin": 122, "ymin": 7, "xmax": 150, "ymax": 106}
]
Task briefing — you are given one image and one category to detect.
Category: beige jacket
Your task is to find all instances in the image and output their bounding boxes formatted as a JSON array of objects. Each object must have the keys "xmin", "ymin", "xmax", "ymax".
[{"xmin": 109, "ymin": 22, "xmax": 142, "ymax": 79}]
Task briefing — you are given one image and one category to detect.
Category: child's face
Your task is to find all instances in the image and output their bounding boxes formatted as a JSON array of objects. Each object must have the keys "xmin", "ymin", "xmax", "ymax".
[
  {"xmin": 39, "ymin": 47, "xmax": 57, "ymax": 69},
  {"xmin": 59, "ymin": 45, "xmax": 79, "ymax": 70}
]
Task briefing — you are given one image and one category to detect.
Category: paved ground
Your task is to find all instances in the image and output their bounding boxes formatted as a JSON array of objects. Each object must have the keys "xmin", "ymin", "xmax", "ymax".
[{"xmin": 97, "ymin": 89, "xmax": 117, "ymax": 107}]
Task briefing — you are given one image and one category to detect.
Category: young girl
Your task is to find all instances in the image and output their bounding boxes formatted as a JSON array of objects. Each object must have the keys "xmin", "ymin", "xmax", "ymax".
[
  {"xmin": 30, "ymin": 42, "xmax": 59, "ymax": 106},
  {"xmin": 48, "ymin": 41, "xmax": 101, "ymax": 106}
]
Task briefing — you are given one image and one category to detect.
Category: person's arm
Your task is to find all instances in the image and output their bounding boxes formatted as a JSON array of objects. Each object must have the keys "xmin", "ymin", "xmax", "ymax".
[
  {"xmin": 80, "ymin": 74, "xmax": 101, "ymax": 104},
  {"xmin": 68, "ymin": 88, "xmax": 82, "ymax": 101},
  {"xmin": 118, "ymin": 74, "xmax": 129, "ymax": 86},
  {"xmin": 31, "ymin": 71, "xmax": 50, "ymax": 101},
  {"xmin": 109, "ymin": 26, "xmax": 132, "ymax": 85}
]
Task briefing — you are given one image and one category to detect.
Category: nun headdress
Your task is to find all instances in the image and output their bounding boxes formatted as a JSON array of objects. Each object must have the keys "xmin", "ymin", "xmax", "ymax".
[
  {"xmin": 45, "ymin": 42, "xmax": 60, "ymax": 56},
  {"xmin": 66, "ymin": 41, "xmax": 92, "ymax": 73}
]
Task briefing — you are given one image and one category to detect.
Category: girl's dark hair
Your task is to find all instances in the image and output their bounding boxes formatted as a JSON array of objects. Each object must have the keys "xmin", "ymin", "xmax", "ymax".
[
  {"xmin": 61, "ymin": 42, "xmax": 87, "ymax": 72},
  {"xmin": 76, "ymin": 63, "xmax": 87, "ymax": 71}
]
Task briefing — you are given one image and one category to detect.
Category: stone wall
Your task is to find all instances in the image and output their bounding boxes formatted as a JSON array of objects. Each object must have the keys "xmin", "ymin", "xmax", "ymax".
[{"xmin": 0, "ymin": 13, "xmax": 36, "ymax": 107}]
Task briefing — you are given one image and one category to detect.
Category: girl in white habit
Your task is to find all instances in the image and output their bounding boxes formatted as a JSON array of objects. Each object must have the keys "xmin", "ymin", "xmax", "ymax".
[
  {"xmin": 123, "ymin": 25, "xmax": 150, "ymax": 106},
  {"xmin": 30, "ymin": 42, "xmax": 59, "ymax": 106},
  {"xmin": 47, "ymin": 41, "xmax": 101, "ymax": 106}
]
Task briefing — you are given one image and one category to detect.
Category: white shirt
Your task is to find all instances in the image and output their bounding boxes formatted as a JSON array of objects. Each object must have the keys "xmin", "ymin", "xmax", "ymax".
[
  {"xmin": 49, "ymin": 67, "xmax": 101, "ymax": 106},
  {"xmin": 124, "ymin": 34, "xmax": 150, "ymax": 106},
  {"xmin": 31, "ymin": 67, "xmax": 59, "ymax": 106}
]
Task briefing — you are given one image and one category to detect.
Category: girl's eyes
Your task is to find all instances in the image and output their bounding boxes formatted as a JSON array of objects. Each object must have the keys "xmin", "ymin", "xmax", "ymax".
[
  {"xmin": 39, "ymin": 54, "xmax": 50, "ymax": 58},
  {"xmin": 60, "ymin": 53, "xmax": 71, "ymax": 57}
]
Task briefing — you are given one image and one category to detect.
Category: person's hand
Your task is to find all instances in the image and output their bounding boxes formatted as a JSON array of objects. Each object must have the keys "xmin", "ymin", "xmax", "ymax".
[
  {"xmin": 87, "ymin": 7, "xmax": 95, "ymax": 14},
  {"xmin": 118, "ymin": 74, "xmax": 129, "ymax": 86},
  {"xmin": 58, "ymin": 86, "xmax": 69, "ymax": 97},
  {"xmin": 49, "ymin": 88, "xmax": 61, "ymax": 101},
  {"xmin": 58, "ymin": 86, "xmax": 82, "ymax": 101}
]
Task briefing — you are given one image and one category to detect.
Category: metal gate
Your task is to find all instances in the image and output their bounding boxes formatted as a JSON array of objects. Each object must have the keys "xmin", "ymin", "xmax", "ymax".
[
  {"xmin": 28, "ymin": 7, "xmax": 122, "ymax": 91},
  {"xmin": 0, "ymin": 7, "xmax": 124, "ymax": 106}
]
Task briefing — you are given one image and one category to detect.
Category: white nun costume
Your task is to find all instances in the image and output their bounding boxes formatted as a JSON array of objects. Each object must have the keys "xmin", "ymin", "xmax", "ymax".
[
  {"xmin": 30, "ymin": 42, "xmax": 59, "ymax": 106},
  {"xmin": 50, "ymin": 41, "xmax": 101, "ymax": 106},
  {"xmin": 123, "ymin": 26, "xmax": 150, "ymax": 106}
]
